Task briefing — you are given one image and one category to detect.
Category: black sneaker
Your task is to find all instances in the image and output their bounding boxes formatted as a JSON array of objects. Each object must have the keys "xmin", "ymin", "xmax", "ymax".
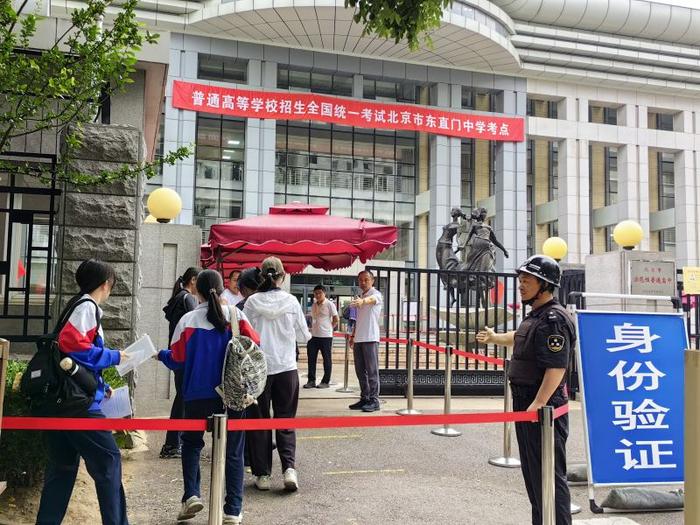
[
  {"xmin": 159, "ymin": 444, "xmax": 181, "ymax": 459},
  {"xmin": 361, "ymin": 401, "xmax": 381, "ymax": 413},
  {"xmin": 303, "ymin": 381, "xmax": 316, "ymax": 389},
  {"xmin": 349, "ymin": 400, "xmax": 368, "ymax": 410}
]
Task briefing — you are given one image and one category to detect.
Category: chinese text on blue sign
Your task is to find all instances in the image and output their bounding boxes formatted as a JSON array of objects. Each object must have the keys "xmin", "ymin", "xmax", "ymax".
[{"xmin": 576, "ymin": 311, "xmax": 687, "ymax": 485}]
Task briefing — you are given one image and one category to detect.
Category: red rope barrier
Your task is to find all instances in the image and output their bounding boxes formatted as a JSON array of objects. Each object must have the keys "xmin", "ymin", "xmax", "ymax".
[{"xmin": 1, "ymin": 409, "xmax": 543, "ymax": 432}]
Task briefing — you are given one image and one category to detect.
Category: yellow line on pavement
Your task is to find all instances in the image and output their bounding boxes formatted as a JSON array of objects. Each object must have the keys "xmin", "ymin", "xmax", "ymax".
[
  {"xmin": 323, "ymin": 469, "xmax": 406, "ymax": 476},
  {"xmin": 298, "ymin": 434, "xmax": 362, "ymax": 441}
]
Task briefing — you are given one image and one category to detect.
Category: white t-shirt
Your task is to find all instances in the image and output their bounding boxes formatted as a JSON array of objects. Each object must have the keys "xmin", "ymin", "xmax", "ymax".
[
  {"xmin": 353, "ymin": 287, "xmax": 383, "ymax": 343},
  {"xmin": 311, "ymin": 298, "xmax": 338, "ymax": 338},
  {"xmin": 221, "ymin": 289, "xmax": 243, "ymax": 306}
]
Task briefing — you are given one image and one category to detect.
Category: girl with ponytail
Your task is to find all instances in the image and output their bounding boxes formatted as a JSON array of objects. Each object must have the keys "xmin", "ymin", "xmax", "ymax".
[
  {"xmin": 157, "ymin": 269, "xmax": 260, "ymax": 524},
  {"xmin": 243, "ymin": 257, "xmax": 311, "ymax": 492},
  {"xmin": 160, "ymin": 266, "xmax": 201, "ymax": 459}
]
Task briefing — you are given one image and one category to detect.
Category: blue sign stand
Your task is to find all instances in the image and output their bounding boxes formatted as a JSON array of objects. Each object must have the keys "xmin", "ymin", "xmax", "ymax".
[{"xmin": 575, "ymin": 309, "xmax": 688, "ymax": 512}]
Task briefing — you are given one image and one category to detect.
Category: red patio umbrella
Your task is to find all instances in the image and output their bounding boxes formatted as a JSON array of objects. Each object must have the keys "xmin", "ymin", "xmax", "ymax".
[{"xmin": 202, "ymin": 203, "xmax": 398, "ymax": 274}]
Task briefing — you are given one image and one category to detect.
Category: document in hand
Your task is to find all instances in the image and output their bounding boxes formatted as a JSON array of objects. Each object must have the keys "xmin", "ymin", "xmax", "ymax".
[
  {"xmin": 115, "ymin": 334, "xmax": 157, "ymax": 376},
  {"xmin": 100, "ymin": 386, "xmax": 132, "ymax": 418}
]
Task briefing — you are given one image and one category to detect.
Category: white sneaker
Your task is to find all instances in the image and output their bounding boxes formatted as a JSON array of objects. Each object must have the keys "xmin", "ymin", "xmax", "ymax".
[
  {"xmin": 283, "ymin": 468, "xmax": 298, "ymax": 492},
  {"xmin": 177, "ymin": 495, "xmax": 204, "ymax": 521},
  {"xmin": 223, "ymin": 512, "xmax": 243, "ymax": 524},
  {"xmin": 254, "ymin": 475, "xmax": 271, "ymax": 491}
]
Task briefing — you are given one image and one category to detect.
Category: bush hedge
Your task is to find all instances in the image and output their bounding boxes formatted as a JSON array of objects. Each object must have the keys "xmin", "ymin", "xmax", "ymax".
[{"xmin": 0, "ymin": 360, "xmax": 128, "ymax": 488}]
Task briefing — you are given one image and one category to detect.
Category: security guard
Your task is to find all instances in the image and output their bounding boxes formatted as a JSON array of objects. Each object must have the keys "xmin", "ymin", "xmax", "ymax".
[{"xmin": 477, "ymin": 255, "xmax": 575, "ymax": 525}]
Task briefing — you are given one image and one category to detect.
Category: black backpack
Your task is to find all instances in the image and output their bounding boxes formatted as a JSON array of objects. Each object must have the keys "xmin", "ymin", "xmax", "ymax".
[{"xmin": 20, "ymin": 297, "xmax": 101, "ymax": 417}]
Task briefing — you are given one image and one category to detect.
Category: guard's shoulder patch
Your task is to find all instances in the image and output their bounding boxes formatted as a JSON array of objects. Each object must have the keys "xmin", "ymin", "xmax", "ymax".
[{"xmin": 547, "ymin": 334, "xmax": 565, "ymax": 353}]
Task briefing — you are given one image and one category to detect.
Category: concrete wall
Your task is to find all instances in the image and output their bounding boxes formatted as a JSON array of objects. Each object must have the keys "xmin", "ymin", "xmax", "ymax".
[{"xmin": 133, "ymin": 223, "xmax": 201, "ymax": 416}]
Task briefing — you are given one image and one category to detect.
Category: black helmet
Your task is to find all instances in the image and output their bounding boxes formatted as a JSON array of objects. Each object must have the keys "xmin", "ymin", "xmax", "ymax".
[{"xmin": 517, "ymin": 255, "xmax": 561, "ymax": 287}]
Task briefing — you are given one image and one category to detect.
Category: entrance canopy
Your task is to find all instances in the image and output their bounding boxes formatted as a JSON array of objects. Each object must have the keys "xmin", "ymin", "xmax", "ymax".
[{"xmin": 202, "ymin": 203, "xmax": 397, "ymax": 274}]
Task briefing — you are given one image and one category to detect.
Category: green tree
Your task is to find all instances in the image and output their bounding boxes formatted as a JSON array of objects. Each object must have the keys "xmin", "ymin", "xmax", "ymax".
[
  {"xmin": 345, "ymin": 0, "xmax": 451, "ymax": 50},
  {"xmin": 0, "ymin": 0, "xmax": 191, "ymax": 185}
]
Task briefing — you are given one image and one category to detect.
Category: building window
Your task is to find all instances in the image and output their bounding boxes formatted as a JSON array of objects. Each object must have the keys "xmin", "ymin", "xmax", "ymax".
[
  {"xmin": 489, "ymin": 142, "xmax": 496, "ymax": 196},
  {"xmin": 604, "ymin": 225, "xmax": 615, "ymax": 252},
  {"xmin": 589, "ymin": 105, "xmax": 617, "ymax": 125},
  {"xmin": 278, "ymin": 66, "xmax": 353, "ymax": 97},
  {"xmin": 548, "ymin": 221, "xmax": 559, "ymax": 238},
  {"xmin": 549, "ymin": 142, "xmax": 558, "ymax": 200},
  {"xmin": 198, "ymin": 55, "xmax": 248, "ymax": 83},
  {"xmin": 363, "ymin": 78, "xmax": 417, "ymax": 103},
  {"xmin": 526, "ymin": 98, "xmax": 558, "ymax": 118},
  {"xmin": 656, "ymin": 113, "xmax": 675, "ymax": 131},
  {"xmin": 275, "ymin": 121, "xmax": 416, "ymax": 262},
  {"xmin": 604, "ymin": 147, "xmax": 618, "ymax": 206},
  {"xmin": 462, "ymin": 88, "xmax": 497, "ymax": 111},
  {"xmin": 461, "ymin": 139, "xmax": 474, "ymax": 209},
  {"xmin": 659, "ymin": 228, "xmax": 676, "ymax": 253},
  {"xmin": 194, "ymin": 115, "xmax": 245, "ymax": 233},
  {"xmin": 658, "ymin": 152, "xmax": 675, "ymax": 210}
]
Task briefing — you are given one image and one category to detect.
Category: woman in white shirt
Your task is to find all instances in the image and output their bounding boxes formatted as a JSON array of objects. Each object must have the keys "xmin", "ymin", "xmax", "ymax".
[{"xmin": 243, "ymin": 257, "xmax": 311, "ymax": 492}]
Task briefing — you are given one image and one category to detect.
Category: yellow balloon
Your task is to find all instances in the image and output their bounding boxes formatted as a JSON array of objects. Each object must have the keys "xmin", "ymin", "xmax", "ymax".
[
  {"xmin": 147, "ymin": 188, "xmax": 182, "ymax": 222},
  {"xmin": 542, "ymin": 236, "xmax": 568, "ymax": 261},
  {"xmin": 613, "ymin": 220, "xmax": 644, "ymax": 249}
]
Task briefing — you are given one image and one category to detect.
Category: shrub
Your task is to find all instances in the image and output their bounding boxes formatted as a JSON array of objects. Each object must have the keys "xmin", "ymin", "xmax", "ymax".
[
  {"xmin": 0, "ymin": 361, "xmax": 128, "ymax": 487},
  {"xmin": 0, "ymin": 360, "xmax": 46, "ymax": 487}
]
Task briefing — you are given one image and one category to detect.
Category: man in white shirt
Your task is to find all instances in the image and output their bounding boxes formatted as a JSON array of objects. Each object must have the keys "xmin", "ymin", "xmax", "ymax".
[
  {"xmin": 348, "ymin": 270, "xmax": 383, "ymax": 412},
  {"xmin": 221, "ymin": 270, "xmax": 243, "ymax": 306},
  {"xmin": 304, "ymin": 284, "xmax": 339, "ymax": 389}
]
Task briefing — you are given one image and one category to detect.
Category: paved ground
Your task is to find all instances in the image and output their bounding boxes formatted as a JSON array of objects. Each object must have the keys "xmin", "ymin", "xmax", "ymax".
[{"xmin": 123, "ymin": 369, "xmax": 685, "ymax": 525}]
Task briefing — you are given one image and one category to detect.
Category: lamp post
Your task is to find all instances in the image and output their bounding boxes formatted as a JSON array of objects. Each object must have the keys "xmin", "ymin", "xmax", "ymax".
[
  {"xmin": 612, "ymin": 220, "xmax": 643, "ymax": 250},
  {"xmin": 146, "ymin": 188, "xmax": 182, "ymax": 224},
  {"xmin": 542, "ymin": 236, "xmax": 568, "ymax": 262}
]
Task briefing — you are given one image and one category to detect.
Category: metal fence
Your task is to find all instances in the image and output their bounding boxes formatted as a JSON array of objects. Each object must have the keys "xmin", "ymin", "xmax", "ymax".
[{"xmin": 367, "ymin": 265, "xmax": 522, "ymax": 395}]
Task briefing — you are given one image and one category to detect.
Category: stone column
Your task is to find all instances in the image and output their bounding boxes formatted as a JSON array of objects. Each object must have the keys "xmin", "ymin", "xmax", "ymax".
[
  {"xmin": 675, "ymin": 149, "xmax": 699, "ymax": 266},
  {"xmin": 244, "ymin": 59, "xmax": 276, "ymax": 217},
  {"xmin": 617, "ymin": 144, "xmax": 650, "ymax": 250},
  {"xmin": 133, "ymin": 223, "xmax": 201, "ymax": 416},
  {"xmin": 428, "ymin": 82, "xmax": 461, "ymax": 264},
  {"xmin": 558, "ymin": 139, "xmax": 591, "ymax": 263},
  {"xmin": 57, "ymin": 124, "xmax": 145, "ymax": 351},
  {"xmin": 494, "ymin": 90, "xmax": 527, "ymax": 271}
]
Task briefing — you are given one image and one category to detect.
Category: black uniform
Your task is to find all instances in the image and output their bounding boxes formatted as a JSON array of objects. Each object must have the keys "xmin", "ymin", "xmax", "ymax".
[{"xmin": 509, "ymin": 298, "xmax": 576, "ymax": 525}]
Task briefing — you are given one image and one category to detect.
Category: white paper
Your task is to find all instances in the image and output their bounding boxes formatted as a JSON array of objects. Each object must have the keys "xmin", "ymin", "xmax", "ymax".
[
  {"xmin": 115, "ymin": 334, "xmax": 157, "ymax": 377},
  {"xmin": 100, "ymin": 386, "xmax": 132, "ymax": 418}
]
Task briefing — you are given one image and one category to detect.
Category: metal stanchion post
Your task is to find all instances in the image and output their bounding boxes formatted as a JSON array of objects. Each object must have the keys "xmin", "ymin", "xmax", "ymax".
[
  {"xmin": 431, "ymin": 346, "xmax": 461, "ymax": 437},
  {"xmin": 488, "ymin": 359, "xmax": 520, "ymax": 468},
  {"xmin": 397, "ymin": 338, "xmax": 421, "ymax": 415},
  {"xmin": 540, "ymin": 406, "xmax": 555, "ymax": 525},
  {"xmin": 336, "ymin": 334, "xmax": 354, "ymax": 393},
  {"xmin": 686, "ymin": 349, "xmax": 700, "ymax": 525},
  {"xmin": 208, "ymin": 413, "xmax": 228, "ymax": 525}
]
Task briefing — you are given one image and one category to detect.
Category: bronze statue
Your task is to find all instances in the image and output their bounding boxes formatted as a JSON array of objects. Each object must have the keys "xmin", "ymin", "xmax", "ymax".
[
  {"xmin": 464, "ymin": 207, "xmax": 509, "ymax": 273},
  {"xmin": 436, "ymin": 207, "xmax": 508, "ymax": 306},
  {"xmin": 450, "ymin": 207, "xmax": 470, "ymax": 263}
]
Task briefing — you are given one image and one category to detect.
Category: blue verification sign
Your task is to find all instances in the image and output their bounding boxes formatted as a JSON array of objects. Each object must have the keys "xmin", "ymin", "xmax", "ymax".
[{"xmin": 576, "ymin": 311, "xmax": 687, "ymax": 486}]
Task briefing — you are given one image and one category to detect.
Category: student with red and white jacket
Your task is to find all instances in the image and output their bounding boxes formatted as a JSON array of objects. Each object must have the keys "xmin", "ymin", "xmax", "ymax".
[
  {"xmin": 36, "ymin": 259, "xmax": 129, "ymax": 525},
  {"xmin": 157, "ymin": 269, "xmax": 259, "ymax": 525}
]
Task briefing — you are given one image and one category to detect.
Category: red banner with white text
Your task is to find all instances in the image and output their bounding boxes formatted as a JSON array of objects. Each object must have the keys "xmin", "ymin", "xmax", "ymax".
[{"xmin": 172, "ymin": 80, "xmax": 525, "ymax": 142}]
